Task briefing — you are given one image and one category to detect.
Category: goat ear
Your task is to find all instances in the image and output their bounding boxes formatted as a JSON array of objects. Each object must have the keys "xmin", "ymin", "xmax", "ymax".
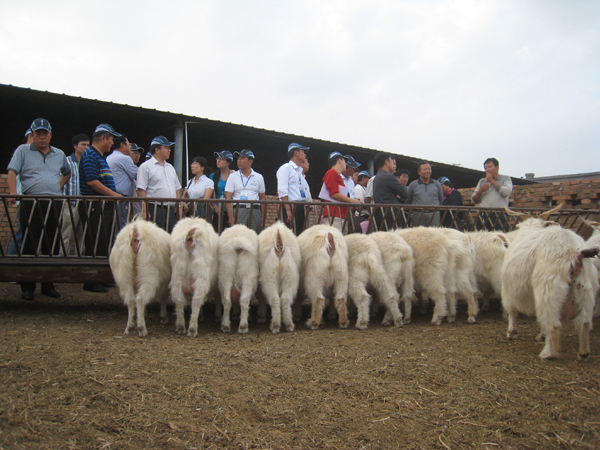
[{"xmin": 538, "ymin": 203, "xmax": 564, "ymax": 221}]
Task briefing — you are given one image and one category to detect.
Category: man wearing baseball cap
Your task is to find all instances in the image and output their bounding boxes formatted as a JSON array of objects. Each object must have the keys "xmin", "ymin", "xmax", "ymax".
[
  {"xmin": 136, "ymin": 136, "xmax": 182, "ymax": 233},
  {"xmin": 320, "ymin": 152, "xmax": 361, "ymax": 233},
  {"xmin": 129, "ymin": 143, "xmax": 144, "ymax": 165},
  {"xmin": 224, "ymin": 149, "xmax": 266, "ymax": 234},
  {"xmin": 79, "ymin": 123, "xmax": 123, "ymax": 292},
  {"xmin": 276, "ymin": 142, "xmax": 310, "ymax": 235},
  {"xmin": 7, "ymin": 118, "xmax": 71, "ymax": 300},
  {"xmin": 341, "ymin": 155, "xmax": 360, "ymax": 200}
]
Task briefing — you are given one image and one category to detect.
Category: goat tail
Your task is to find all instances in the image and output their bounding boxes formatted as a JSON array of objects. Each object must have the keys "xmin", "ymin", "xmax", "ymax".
[
  {"xmin": 572, "ymin": 246, "xmax": 600, "ymax": 276},
  {"xmin": 327, "ymin": 232, "xmax": 336, "ymax": 257},
  {"xmin": 275, "ymin": 229, "xmax": 284, "ymax": 258}
]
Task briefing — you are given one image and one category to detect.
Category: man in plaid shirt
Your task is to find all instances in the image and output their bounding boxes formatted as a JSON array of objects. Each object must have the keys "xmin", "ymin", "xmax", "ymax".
[{"xmin": 60, "ymin": 134, "xmax": 89, "ymax": 255}]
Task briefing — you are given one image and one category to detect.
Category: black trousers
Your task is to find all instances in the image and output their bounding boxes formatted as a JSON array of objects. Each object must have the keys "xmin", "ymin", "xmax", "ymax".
[
  {"xmin": 282, "ymin": 203, "xmax": 307, "ymax": 236},
  {"xmin": 20, "ymin": 199, "xmax": 62, "ymax": 292},
  {"xmin": 79, "ymin": 200, "xmax": 115, "ymax": 258}
]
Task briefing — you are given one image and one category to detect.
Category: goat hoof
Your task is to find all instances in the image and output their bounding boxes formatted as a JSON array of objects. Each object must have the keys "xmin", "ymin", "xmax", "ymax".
[
  {"xmin": 238, "ymin": 325, "xmax": 248, "ymax": 334},
  {"xmin": 270, "ymin": 323, "xmax": 280, "ymax": 334},
  {"xmin": 356, "ymin": 320, "xmax": 368, "ymax": 330},
  {"xmin": 447, "ymin": 315, "xmax": 456, "ymax": 324},
  {"xmin": 403, "ymin": 318, "xmax": 411, "ymax": 325},
  {"xmin": 395, "ymin": 318, "xmax": 404, "ymax": 328},
  {"xmin": 507, "ymin": 331, "xmax": 517, "ymax": 340},
  {"xmin": 137, "ymin": 327, "xmax": 148, "ymax": 337},
  {"xmin": 535, "ymin": 333, "xmax": 545, "ymax": 342},
  {"xmin": 306, "ymin": 320, "xmax": 320, "ymax": 330},
  {"xmin": 221, "ymin": 325, "xmax": 230, "ymax": 333},
  {"xmin": 467, "ymin": 317, "xmax": 477, "ymax": 324},
  {"xmin": 284, "ymin": 322, "xmax": 295, "ymax": 332},
  {"xmin": 187, "ymin": 328, "xmax": 198, "ymax": 338},
  {"xmin": 381, "ymin": 318, "xmax": 393, "ymax": 326},
  {"xmin": 339, "ymin": 320, "xmax": 349, "ymax": 329},
  {"xmin": 176, "ymin": 325, "xmax": 186, "ymax": 335},
  {"xmin": 578, "ymin": 353, "xmax": 590, "ymax": 362}
]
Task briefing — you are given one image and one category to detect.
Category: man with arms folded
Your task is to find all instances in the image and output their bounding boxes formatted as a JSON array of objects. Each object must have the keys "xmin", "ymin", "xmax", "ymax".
[{"xmin": 407, "ymin": 161, "xmax": 443, "ymax": 227}]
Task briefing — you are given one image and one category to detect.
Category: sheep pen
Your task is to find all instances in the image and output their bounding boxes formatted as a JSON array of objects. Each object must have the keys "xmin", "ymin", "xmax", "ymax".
[{"xmin": 1, "ymin": 283, "xmax": 599, "ymax": 449}]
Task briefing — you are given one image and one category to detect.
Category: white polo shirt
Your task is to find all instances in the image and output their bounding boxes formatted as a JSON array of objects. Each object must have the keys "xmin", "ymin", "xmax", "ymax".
[
  {"xmin": 224, "ymin": 169, "xmax": 265, "ymax": 201},
  {"xmin": 136, "ymin": 157, "xmax": 182, "ymax": 204},
  {"xmin": 342, "ymin": 174, "xmax": 356, "ymax": 199},
  {"xmin": 186, "ymin": 174, "xmax": 213, "ymax": 199},
  {"xmin": 276, "ymin": 160, "xmax": 308, "ymax": 201}
]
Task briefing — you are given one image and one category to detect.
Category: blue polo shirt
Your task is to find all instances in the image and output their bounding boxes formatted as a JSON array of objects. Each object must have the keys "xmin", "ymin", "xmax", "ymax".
[{"xmin": 79, "ymin": 146, "xmax": 116, "ymax": 195}]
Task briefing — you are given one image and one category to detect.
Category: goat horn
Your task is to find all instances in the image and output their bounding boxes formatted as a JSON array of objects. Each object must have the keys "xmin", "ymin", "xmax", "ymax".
[
  {"xmin": 538, "ymin": 203, "xmax": 564, "ymax": 221},
  {"xmin": 504, "ymin": 206, "xmax": 532, "ymax": 219},
  {"xmin": 581, "ymin": 218, "xmax": 600, "ymax": 229}
]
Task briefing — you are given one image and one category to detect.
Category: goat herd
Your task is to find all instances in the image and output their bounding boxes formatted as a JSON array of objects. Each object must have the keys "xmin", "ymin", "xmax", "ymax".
[{"xmin": 109, "ymin": 204, "xmax": 600, "ymax": 361}]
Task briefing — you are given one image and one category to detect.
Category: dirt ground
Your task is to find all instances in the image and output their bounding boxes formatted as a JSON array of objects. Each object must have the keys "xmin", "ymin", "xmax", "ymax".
[{"xmin": 0, "ymin": 283, "xmax": 599, "ymax": 450}]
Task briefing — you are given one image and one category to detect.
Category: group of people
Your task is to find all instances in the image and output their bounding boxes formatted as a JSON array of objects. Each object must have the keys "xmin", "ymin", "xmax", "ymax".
[{"xmin": 6, "ymin": 117, "xmax": 513, "ymax": 300}]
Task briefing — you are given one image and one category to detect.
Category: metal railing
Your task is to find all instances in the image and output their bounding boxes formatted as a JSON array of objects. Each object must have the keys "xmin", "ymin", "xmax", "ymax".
[{"xmin": 1, "ymin": 194, "xmax": 598, "ymax": 282}]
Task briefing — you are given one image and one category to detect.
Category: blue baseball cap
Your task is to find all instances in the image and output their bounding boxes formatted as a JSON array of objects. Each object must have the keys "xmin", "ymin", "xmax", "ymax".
[
  {"xmin": 438, "ymin": 176, "xmax": 451, "ymax": 185},
  {"xmin": 146, "ymin": 152, "xmax": 152, "ymax": 160},
  {"xmin": 94, "ymin": 123, "xmax": 121, "ymax": 137},
  {"xmin": 130, "ymin": 143, "xmax": 144, "ymax": 152},
  {"xmin": 30, "ymin": 118, "xmax": 52, "ymax": 132},
  {"xmin": 358, "ymin": 170, "xmax": 371, "ymax": 178},
  {"xmin": 288, "ymin": 142, "xmax": 310, "ymax": 157},
  {"xmin": 150, "ymin": 136, "xmax": 175, "ymax": 148},
  {"xmin": 24, "ymin": 128, "xmax": 32, "ymax": 137},
  {"xmin": 328, "ymin": 151, "xmax": 344, "ymax": 167},
  {"xmin": 343, "ymin": 155, "xmax": 361, "ymax": 169},
  {"xmin": 214, "ymin": 150, "xmax": 233, "ymax": 161},
  {"xmin": 234, "ymin": 149, "xmax": 255, "ymax": 159}
]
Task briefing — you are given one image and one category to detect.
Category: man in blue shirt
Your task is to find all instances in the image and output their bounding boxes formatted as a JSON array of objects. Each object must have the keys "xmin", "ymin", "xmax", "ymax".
[
  {"xmin": 107, "ymin": 134, "xmax": 138, "ymax": 232},
  {"xmin": 79, "ymin": 123, "xmax": 123, "ymax": 292}
]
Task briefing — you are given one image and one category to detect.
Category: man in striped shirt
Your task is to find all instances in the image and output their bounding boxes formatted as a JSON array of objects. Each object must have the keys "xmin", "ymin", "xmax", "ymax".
[
  {"xmin": 60, "ymin": 134, "xmax": 89, "ymax": 255},
  {"xmin": 79, "ymin": 124, "xmax": 123, "ymax": 292}
]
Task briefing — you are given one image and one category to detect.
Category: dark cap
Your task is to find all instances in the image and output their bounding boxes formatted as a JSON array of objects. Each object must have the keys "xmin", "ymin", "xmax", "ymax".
[
  {"xmin": 130, "ymin": 143, "xmax": 144, "ymax": 152},
  {"xmin": 343, "ymin": 155, "xmax": 360, "ymax": 169},
  {"xmin": 214, "ymin": 150, "xmax": 234, "ymax": 161},
  {"xmin": 438, "ymin": 176, "xmax": 451, "ymax": 185},
  {"xmin": 94, "ymin": 123, "xmax": 121, "ymax": 137},
  {"xmin": 150, "ymin": 136, "xmax": 175, "ymax": 147},
  {"xmin": 288, "ymin": 142, "xmax": 309, "ymax": 158},
  {"xmin": 30, "ymin": 118, "xmax": 52, "ymax": 132},
  {"xmin": 234, "ymin": 149, "xmax": 255, "ymax": 159}
]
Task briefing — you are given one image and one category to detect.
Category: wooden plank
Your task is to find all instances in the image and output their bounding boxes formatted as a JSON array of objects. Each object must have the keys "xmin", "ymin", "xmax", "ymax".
[{"xmin": 0, "ymin": 258, "xmax": 113, "ymax": 283}]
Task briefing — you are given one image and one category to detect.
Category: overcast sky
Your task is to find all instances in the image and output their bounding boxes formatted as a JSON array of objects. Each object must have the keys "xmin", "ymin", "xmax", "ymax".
[{"xmin": 1, "ymin": 0, "xmax": 599, "ymax": 178}]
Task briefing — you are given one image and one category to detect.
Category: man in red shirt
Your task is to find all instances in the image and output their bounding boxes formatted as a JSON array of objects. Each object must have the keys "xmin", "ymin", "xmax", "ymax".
[{"xmin": 320, "ymin": 152, "xmax": 361, "ymax": 233}]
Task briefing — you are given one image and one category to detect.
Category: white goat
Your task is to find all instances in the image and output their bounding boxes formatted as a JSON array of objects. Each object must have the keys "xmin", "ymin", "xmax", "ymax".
[
  {"xmin": 257, "ymin": 222, "xmax": 301, "ymax": 333},
  {"xmin": 297, "ymin": 224, "xmax": 349, "ymax": 329},
  {"xmin": 218, "ymin": 224, "xmax": 259, "ymax": 333},
  {"xmin": 466, "ymin": 231, "xmax": 509, "ymax": 311},
  {"xmin": 109, "ymin": 218, "xmax": 171, "ymax": 337},
  {"xmin": 437, "ymin": 228, "xmax": 479, "ymax": 324},
  {"xmin": 582, "ymin": 219, "xmax": 600, "ymax": 318},
  {"xmin": 344, "ymin": 233, "xmax": 402, "ymax": 329},
  {"xmin": 170, "ymin": 217, "xmax": 219, "ymax": 337},
  {"xmin": 395, "ymin": 227, "xmax": 453, "ymax": 325},
  {"xmin": 502, "ymin": 219, "xmax": 599, "ymax": 361},
  {"xmin": 369, "ymin": 231, "xmax": 414, "ymax": 325}
]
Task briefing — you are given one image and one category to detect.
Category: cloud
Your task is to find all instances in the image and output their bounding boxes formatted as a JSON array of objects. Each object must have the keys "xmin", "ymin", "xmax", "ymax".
[{"xmin": 1, "ymin": 0, "xmax": 599, "ymax": 177}]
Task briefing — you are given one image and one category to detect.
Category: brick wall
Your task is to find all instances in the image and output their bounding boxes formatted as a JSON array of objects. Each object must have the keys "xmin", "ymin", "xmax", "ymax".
[{"xmin": 458, "ymin": 178, "xmax": 600, "ymax": 209}]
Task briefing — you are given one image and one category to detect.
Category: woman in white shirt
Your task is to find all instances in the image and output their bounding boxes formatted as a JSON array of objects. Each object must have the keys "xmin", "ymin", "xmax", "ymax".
[{"xmin": 182, "ymin": 157, "xmax": 214, "ymax": 220}]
